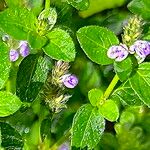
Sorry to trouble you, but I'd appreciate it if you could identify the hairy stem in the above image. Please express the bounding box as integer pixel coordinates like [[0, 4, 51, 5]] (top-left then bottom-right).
[[45, 0, 50, 10], [103, 74, 119, 100]]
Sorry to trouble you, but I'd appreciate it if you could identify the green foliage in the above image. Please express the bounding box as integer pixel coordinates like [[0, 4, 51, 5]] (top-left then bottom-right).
[[0, 7, 37, 40], [0, 0, 150, 149], [0, 122, 24, 149], [114, 57, 133, 81], [43, 28, 75, 62], [16, 54, 49, 102], [128, 0, 150, 20], [71, 104, 105, 149], [67, 0, 89, 10], [112, 62, 150, 106], [98, 99, 119, 122], [88, 88, 103, 106], [77, 26, 119, 65], [0, 42, 10, 89], [0, 91, 22, 117]]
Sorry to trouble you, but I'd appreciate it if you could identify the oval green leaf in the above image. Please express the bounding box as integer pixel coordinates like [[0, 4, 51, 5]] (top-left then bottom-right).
[[71, 104, 105, 149], [77, 26, 119, 65], [112, 62, 150, 107], [43, 28, 76, 62], [0, 7, 37, 40], [0, 91, 22, 117], [99, 99, 119, 122], [88, 88, 103, 106]]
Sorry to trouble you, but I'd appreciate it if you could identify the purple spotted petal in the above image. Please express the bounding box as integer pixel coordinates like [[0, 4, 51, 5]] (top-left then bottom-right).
[[9, 49, 19, 62], [115, 49, 128, 62], [107, 46, 119, 59], [62, 74, 78, 88], [107, 44, 129, 62], [132, 40, 150, 57], [19, 41, 30, 57]]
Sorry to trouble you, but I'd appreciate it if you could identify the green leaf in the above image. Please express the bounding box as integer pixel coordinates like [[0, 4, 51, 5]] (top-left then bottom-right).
[[0, 7, 37, 40], [27, 32, 48, 49], [77, 26, 119, 65], [114, 57, 133, 82], [67, 0, 89, 10], [43, 28, 76, 62], [88, 88, 103, 106], [112, 62, 150, 107], [0, 91, 22, 117], [32, 56, 51, 83], [71, 104, 105, 149], [128, 0, 150, 20], [0, 42, 11, 89], [0, 122, 23, 149], [16, 54, 48, 102], [98, 100, 119, 122]]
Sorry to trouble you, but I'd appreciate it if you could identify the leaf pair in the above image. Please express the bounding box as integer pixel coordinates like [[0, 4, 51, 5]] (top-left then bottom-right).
[[88, 88, 119, 122], [71, 88, 119, 149]]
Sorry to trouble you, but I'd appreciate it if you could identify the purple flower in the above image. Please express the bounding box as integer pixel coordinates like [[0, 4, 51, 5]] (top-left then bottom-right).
[[62, 74, 78, 88], [9, 49, 19, 62], [129, 40, 150, 63], [58, 142, 70, 150], [130, 40, 150, 56], [107, 44, 129, 62], [19, 41, 29, 57]]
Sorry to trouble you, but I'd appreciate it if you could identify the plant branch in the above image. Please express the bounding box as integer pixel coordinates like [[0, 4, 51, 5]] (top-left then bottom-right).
[[103, 74, 119, 100], [45, 0, 50, 10]]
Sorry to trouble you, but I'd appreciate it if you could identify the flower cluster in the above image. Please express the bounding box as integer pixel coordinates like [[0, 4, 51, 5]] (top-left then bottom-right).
[[2, 35, 30, 62], [41, 61, 78, 113], [9, 41, 30, 62], [107, 40, 150, 63]]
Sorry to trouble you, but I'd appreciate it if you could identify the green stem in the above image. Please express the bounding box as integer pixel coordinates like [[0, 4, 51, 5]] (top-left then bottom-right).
[[50, 129, 71, 150], [45, 0, 50, 10], [103, 74, 119, 100]]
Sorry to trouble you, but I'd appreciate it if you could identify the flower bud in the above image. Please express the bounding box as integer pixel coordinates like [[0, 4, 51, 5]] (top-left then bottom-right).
[[19, 41, 29, 57], [62, 74, 78, 88], [107, 44, 129, 62], [9, 49, 19, 62], [2, 34, 9, 42]]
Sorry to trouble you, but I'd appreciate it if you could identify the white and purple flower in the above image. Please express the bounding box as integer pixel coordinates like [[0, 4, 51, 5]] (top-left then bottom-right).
[[107, 44, 129, 62], [129, 40, 150, 63], [61, 74, 78, 88], [9, 49, 19, 62], [19, 41, 30, 57]]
